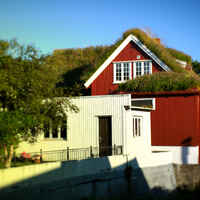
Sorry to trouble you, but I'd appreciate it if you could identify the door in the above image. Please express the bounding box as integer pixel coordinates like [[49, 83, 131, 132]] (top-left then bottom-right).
[[99, 116, 112, 157]]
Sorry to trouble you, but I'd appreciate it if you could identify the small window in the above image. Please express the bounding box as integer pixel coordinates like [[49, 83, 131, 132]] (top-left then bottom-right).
[[133, 116, 142, 137], [131, 98, 155, 110], [136, 55, 141, 59]]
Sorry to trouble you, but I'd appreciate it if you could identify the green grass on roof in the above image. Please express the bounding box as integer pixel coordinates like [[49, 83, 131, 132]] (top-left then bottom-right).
[[51, 28, 192, 80], [122, 29, 191, 73], [118, 72, 200, 93]]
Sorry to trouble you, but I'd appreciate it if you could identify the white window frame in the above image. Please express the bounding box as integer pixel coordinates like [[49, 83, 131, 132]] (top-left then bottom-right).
[[131, 98, 156, 110], [133, 116, 143, 137], [113, 62, 132, 83], [133, 60, 152, 78]]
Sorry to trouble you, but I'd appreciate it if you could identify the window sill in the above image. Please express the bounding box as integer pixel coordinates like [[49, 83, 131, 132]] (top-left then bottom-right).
[[113, 81, 128, 84]]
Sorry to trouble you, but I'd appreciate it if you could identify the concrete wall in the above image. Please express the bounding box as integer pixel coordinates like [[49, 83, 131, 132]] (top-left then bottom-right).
[[151, 146, 199, 164], [0, 154, 173, 192]]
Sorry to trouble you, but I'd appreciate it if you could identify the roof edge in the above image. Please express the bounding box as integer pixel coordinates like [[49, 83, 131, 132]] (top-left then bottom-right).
[[116, 88, 200, 97]]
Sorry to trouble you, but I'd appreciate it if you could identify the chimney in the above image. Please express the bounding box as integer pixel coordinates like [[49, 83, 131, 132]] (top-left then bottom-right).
[[155, 38, 161, 44]]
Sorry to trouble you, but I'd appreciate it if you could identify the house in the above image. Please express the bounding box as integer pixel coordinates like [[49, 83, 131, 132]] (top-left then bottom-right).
[[17, 94, 152, 155], [16, 94, 172, 167], [84, 34, 199, 164]]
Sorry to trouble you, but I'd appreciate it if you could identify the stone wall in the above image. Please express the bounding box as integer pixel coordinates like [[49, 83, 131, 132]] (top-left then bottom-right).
[[174, 164, 200, 189]]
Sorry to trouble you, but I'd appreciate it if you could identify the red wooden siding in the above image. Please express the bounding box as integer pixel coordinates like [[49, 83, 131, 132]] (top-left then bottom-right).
[[151, 95, 199, 146], [91, 41, 162, 95]]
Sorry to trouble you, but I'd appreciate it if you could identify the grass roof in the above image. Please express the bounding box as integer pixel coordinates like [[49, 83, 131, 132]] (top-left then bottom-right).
[[118, 72, 200, 93]]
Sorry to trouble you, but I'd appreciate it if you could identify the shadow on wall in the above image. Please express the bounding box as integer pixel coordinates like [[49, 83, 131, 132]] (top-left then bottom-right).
[[0, 156, 176, 200], [181, 137, 192, 164]]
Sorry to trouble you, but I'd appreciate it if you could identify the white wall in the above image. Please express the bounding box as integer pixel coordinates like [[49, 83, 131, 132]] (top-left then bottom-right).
[[124, 109, 152, 155], [67, 94, 131, 148], [151, 146, 199, 164]]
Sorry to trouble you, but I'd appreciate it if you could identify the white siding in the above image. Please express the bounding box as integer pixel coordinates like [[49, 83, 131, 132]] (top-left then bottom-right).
[[67, 94, 131, 148]]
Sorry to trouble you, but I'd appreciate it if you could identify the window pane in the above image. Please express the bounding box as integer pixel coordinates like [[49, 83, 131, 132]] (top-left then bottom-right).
[[138, 119, 141, 136], [136, 62, 142, 77], [133, 116, 142, 137], [131, 99, 153, 109], [61, 119, 67, 139], [52, 123, 58, 138], [44, 122, 50, 138], [144, 61, 150, 75]]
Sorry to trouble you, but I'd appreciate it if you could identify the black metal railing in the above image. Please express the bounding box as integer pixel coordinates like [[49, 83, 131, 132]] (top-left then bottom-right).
[[12, 145, 123, 164]]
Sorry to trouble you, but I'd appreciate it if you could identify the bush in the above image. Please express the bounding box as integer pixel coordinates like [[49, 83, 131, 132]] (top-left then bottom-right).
[[118, 72, 200, 92]]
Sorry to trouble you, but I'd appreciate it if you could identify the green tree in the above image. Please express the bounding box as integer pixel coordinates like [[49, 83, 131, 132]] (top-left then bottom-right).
[[192, 60, 200, 74], [0, 39, 78, 168]]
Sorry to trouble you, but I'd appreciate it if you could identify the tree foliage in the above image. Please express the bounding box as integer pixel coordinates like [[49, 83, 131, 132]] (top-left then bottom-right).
[[192, 60, 200, 74], [0, 39, 78, 168]]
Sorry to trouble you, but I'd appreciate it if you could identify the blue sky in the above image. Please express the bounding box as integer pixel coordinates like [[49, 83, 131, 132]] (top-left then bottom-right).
[[1, 0, 199, 61]]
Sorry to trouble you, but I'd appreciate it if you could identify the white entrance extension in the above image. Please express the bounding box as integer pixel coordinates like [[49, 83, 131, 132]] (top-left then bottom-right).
[[17, 94, 172, 167]]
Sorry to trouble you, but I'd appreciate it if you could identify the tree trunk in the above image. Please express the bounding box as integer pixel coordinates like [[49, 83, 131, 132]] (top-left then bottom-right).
[[3, 144, 14, 168]]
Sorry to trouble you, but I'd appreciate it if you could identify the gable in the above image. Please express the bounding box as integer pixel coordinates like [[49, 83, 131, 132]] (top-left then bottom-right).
[[84, 34, 171, 88]]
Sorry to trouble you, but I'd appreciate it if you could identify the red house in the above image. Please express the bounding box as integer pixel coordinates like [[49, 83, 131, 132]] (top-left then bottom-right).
[[84, 34, 200, 164]]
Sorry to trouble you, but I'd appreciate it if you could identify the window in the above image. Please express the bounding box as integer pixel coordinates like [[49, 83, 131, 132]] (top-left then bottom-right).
[[133, 116, 142, 137], [44, 118, 67, 140], [133, 61, 152, 78], [131, 98, 155, 110], [113, 62, 131, 83], [113, 60, 152, 83]]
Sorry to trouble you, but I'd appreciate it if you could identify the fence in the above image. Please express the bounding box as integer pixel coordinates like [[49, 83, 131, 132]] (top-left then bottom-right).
[[12, 145, 123, 163]]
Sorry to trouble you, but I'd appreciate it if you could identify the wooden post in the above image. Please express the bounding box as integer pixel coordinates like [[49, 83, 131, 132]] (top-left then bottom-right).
[[114, 144, 116, 155], [90, 146, 93, 158], [67, 147, 69, 160], [40, 149, 43, 162]]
